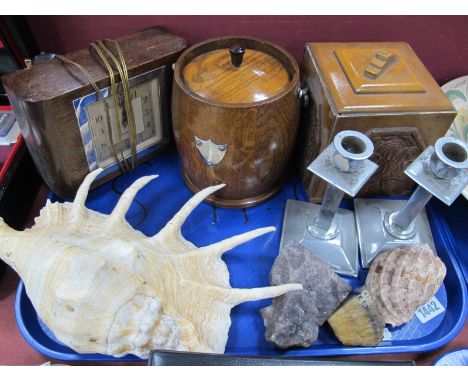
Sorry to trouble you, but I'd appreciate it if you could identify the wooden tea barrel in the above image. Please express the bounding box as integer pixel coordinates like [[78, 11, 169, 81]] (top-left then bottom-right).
[[172, 37, 300, 208]]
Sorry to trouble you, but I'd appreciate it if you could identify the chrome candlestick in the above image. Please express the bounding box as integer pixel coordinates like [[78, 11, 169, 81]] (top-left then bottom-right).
[[355, 136, 468, 267], [280, 131, 378, 277]]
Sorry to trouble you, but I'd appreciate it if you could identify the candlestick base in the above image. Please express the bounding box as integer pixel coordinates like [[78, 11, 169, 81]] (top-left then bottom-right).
[[354, 198, 436, 268], [279, 199, 359, 277]]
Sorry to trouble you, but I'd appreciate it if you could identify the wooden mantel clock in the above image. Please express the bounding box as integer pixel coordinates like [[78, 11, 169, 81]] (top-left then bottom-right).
[[2, 27, 186, 198]]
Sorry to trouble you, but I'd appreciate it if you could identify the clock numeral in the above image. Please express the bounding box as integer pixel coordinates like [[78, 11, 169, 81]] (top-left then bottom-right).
[[95, 115, 103, 123]]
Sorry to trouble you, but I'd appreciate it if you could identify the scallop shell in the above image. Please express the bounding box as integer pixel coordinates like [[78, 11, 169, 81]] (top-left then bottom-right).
[[365, 245, 446, 326], [0, 169, 301, 358], [327, 289, 385, 346]]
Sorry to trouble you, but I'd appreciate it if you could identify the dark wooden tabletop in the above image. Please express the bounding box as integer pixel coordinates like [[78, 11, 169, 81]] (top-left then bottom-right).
[[0, 183, 466, 366]]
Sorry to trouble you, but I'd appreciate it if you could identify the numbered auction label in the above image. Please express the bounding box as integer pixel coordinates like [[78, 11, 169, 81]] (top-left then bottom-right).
[[415, 296, 445, 324]]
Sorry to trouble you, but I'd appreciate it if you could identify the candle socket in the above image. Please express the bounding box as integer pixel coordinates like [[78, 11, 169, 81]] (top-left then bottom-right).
[[355, 136, 468, 267], [280, 131, 378, 277]]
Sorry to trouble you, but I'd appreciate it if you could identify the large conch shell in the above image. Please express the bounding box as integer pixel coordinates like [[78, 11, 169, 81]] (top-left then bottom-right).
[[0, 169, 301, 358]]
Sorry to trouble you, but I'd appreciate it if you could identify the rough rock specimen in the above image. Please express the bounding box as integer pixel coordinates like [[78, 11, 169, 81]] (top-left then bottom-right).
[[0, 170, 302, 359], [328, 289, 385, 346], [261, 240, 352, 349], [365, 244, 446, 327]]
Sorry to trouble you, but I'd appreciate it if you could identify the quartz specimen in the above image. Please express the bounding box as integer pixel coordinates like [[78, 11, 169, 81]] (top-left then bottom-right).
[[328, 289, 385, 346], [261, 240, 352, 349], [365, 244, 446, 327]]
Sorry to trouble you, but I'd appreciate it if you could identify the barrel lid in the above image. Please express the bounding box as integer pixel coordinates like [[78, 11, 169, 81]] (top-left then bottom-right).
[[182, 46, 290, 104]]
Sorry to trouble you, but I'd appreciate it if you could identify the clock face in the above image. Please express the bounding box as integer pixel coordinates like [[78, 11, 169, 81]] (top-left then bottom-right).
[[73, 67, 166, 171]]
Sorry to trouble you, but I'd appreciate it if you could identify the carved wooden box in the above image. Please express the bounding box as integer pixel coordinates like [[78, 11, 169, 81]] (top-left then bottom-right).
[[298, 42, 457, 202]]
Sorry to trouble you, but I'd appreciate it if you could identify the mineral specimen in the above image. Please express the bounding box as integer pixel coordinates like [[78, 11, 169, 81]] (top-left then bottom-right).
[[327, 289, 385, 346], [261, 240, 352, 349], [365, 244, 446, 327]]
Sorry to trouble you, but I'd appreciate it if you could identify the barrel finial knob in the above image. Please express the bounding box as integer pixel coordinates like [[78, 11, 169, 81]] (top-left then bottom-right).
[[229, 45, 245, 67]]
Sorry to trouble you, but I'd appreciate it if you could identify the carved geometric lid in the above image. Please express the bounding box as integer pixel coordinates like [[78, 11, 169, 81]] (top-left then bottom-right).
[[308, 42, 456, 114], [335, 47, 425, 94]]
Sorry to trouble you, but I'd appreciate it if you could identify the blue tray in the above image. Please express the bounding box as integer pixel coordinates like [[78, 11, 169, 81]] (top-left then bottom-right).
[[430, 197, 468, 285], [433, 347, 468, 366], [14, 152, 468, 362]]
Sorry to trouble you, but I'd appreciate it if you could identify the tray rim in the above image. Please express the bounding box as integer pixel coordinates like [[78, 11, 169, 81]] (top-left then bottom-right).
[[13, 202, 468, 362], [433, 199, 468, 285], [432, 347, 468, 366]]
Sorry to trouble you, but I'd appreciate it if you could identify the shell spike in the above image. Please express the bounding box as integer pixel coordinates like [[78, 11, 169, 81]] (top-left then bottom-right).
[[224, 284, 303, 306], [198, 227, 276, 257], [109, 175, 158, 222], [72, 168, 103, 220], [0, 216, 15, 235], [151, 184, 225, 241], [0, 217, 23, 274]]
